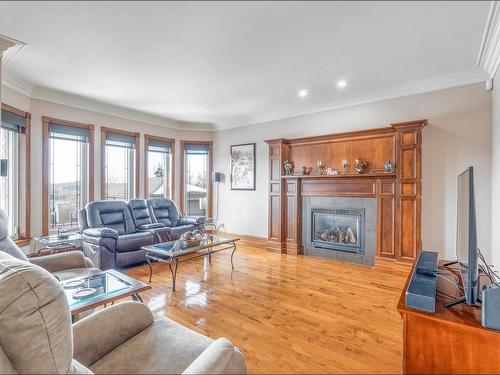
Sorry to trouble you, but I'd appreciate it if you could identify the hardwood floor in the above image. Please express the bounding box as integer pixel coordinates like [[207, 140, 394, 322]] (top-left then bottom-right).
[[123, 237, 411, 374]]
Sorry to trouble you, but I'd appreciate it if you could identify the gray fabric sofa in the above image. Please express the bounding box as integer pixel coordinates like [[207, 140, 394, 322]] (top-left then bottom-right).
[[0, 251, 247, 374], [0, 209, 100, 281], [80, 198, 205, 269]]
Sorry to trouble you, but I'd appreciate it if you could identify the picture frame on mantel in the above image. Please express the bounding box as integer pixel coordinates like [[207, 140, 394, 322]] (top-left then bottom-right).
[[230, 143, 256, 190]]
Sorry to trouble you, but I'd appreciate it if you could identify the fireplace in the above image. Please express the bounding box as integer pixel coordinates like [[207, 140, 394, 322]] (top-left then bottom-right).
[[311, 208, 365, 254]]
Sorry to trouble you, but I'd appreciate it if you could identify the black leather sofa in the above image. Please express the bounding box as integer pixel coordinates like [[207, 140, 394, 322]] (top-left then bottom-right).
[[80, 198, 205, 269]]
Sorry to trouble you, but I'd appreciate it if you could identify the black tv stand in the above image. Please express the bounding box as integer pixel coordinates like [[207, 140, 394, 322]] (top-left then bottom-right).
[[444, 295, 466, 307], [444, 292, 481, 308], [442, 260, 458, 267]]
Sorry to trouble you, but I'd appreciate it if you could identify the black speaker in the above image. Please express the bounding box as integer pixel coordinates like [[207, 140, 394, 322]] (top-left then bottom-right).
[[0, 159, 7, 177], [212, 172, 221, 182]]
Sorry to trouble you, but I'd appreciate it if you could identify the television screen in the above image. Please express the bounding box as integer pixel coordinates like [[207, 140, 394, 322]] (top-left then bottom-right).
[[456, 167, 479, 305]]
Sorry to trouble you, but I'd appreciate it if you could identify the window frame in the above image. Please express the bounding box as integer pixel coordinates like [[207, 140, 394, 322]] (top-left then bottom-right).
[[1, 103, 31, 244], [180, 140, 213, 217], [42, 116, 95, 236], [100, 127, 140, 200], [144, 134, 175, 200]]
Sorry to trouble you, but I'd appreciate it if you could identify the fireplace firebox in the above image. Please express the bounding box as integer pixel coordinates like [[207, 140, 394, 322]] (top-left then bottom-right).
[[311, 208, 365, 254]]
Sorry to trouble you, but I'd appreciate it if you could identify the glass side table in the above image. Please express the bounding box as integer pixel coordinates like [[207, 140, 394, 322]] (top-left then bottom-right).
[[31, 232, 82, 256], [62, 269, 151, 319]]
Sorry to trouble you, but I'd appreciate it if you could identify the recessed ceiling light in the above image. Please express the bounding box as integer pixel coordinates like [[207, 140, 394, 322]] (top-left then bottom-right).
[[337, 80, 347, 88], [298, 89, 308, 98]]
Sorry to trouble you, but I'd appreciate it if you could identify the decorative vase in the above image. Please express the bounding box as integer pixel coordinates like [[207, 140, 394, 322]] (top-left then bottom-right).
[[384, 160, 396, 173], [354, 158, 368, 174]]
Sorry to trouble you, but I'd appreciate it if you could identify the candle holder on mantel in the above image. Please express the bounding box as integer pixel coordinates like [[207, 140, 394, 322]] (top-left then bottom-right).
[[317, 160, 325, 175], [341, 159, 348, 174]]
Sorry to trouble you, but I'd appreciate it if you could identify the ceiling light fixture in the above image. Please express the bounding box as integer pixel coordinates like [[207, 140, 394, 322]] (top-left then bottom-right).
[[298, 89, 308, 98], [337, 80, 347, 88]]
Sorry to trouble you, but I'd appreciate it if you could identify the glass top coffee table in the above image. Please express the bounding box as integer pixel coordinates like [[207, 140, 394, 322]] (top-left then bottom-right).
[[142, 235, 239, 291], [61, 269, 151, 317], [31, 232, 82, 256]]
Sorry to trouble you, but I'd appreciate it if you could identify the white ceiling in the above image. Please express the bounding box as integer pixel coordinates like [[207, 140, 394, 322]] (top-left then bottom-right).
[[0, 1, 493, 130]]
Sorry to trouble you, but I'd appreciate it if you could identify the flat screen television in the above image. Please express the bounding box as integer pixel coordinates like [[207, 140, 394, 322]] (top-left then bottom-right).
[[455, 166, 480, 306]]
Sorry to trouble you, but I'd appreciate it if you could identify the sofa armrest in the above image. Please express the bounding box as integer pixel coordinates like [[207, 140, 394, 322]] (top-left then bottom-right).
[[84, 257, 96, 268], [30, 251, 89, 273], [73, 301, 154, 367], [178, 216, 206, 226], [182, 338, 247, 374], [83, 227, 118, 239], [137, 223, 165, 231]]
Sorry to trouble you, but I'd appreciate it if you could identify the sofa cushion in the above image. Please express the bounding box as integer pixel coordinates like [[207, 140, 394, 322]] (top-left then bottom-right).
[[116, 232, 154, 253], [86, 201, 136, 235], [129, 199, 154, 227], [147, 198, 180, 228], [90, 319, 212, 374], [170, 225, 196, 240]]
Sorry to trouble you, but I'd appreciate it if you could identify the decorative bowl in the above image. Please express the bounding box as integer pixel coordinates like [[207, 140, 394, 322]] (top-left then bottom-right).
[[186, 239, 202, 247]]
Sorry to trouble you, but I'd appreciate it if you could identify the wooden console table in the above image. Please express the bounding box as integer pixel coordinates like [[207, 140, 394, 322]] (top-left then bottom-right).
[[397, 261, 500, 374]]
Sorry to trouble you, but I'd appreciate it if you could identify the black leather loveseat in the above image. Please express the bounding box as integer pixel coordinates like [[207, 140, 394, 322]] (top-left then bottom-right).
[[79, 198, 205, 269]]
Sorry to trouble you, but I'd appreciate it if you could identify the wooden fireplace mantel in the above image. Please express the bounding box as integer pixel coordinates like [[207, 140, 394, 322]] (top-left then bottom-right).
[[265, 120, 427, 261]]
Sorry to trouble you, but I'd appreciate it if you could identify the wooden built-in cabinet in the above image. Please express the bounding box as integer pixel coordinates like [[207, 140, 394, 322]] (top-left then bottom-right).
[[265, 120, 427, 261]]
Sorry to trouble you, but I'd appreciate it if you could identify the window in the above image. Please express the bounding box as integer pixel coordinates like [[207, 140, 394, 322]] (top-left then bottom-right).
[[0, 105, 30, 241], [181, 141, 212, 217], [101, 128, 139, 201], [145, 135, 174, 199], [43, 117, 94, 235]]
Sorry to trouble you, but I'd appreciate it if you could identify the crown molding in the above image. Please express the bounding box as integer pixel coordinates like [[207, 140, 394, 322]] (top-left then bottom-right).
[[213, 67, 489, 130], [2, 66, 489, 132], [477, 1, 500, 77], [0, 34, 17, 53], [2, 72, 214, 132], [2, 71, 35, 97]]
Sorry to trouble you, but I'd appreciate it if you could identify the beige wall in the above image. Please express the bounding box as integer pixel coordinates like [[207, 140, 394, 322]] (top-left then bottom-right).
[[213, 83, 492, 261], [2, 82, 494, 263], [1, 85, 212, 237]]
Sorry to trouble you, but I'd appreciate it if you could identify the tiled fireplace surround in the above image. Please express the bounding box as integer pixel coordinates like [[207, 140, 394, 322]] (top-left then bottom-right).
[[302, 196, 377, 266]]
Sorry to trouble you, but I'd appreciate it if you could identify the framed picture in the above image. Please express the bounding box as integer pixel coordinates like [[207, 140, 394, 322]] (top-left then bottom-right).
[[230, 143, 256, 190]]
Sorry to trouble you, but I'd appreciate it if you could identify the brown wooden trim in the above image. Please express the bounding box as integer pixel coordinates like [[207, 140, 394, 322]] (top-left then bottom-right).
[[41, 116, 95, 130], [179, 140, 213, 217], [42, 117, 95, 235], [100, 126, 139, 137], [266, 120, 426, 261], [1, 103, 31, 240], [144, 134, 176, 199], [390, 119, 428, 129], [266, 126, 397, 147], [1, 103, 28, 117], [14, 238, 31, 247], [217, 231, 267, 243], [100, 127, 140, 199]]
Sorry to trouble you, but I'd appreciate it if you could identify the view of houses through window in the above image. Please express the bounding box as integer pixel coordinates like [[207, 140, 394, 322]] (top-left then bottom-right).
[[147, 138, 172, 198], [104, 131, 137, 201], [48, 124, 90, 233], [184, 143, 210, 216]]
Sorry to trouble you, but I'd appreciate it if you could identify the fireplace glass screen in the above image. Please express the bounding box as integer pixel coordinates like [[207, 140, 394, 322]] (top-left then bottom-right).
[[311, 208, 365, 254]]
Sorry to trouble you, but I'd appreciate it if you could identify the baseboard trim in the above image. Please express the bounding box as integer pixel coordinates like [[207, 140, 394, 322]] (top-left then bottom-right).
[[217, 231, 267, 243]]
